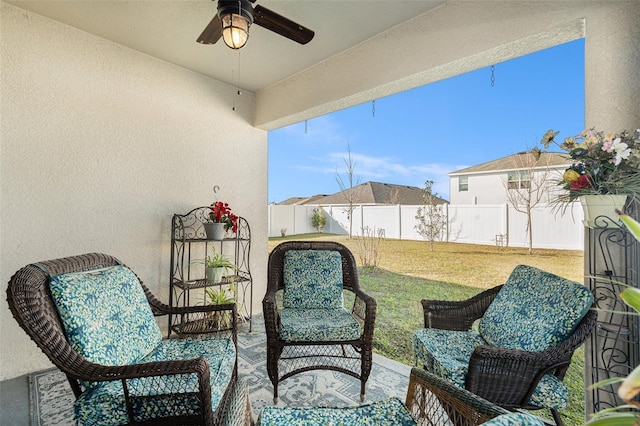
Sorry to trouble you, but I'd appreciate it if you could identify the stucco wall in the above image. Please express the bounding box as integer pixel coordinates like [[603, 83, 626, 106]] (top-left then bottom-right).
[[0, 3, 268, 380]]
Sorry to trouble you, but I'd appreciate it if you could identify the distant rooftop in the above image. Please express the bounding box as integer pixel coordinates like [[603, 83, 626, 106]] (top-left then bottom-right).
[[277, 181, 448, 205], [449, 151, 571, 176]]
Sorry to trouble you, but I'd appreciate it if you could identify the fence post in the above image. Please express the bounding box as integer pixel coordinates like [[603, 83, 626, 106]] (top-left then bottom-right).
[[398, 204, 402, 240], [445, 203, 449, 243], [504, 203, 509, 247]]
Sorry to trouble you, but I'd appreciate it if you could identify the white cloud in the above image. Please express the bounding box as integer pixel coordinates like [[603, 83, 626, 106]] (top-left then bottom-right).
[[277, 115, 355, 147], [294, 150, 469, 200]]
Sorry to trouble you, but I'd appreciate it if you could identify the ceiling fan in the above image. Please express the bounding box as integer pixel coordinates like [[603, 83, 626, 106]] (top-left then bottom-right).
[[197, 0, 314, 49]]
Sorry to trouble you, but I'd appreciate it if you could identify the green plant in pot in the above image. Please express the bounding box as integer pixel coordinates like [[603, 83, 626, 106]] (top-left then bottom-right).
[[204, 285, 236, 330], [195, 247, 236, 283]]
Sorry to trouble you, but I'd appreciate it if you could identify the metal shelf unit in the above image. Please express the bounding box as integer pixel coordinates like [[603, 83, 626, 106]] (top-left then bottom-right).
[[169, 206, 252, 336], [585, 213, 640, 416]]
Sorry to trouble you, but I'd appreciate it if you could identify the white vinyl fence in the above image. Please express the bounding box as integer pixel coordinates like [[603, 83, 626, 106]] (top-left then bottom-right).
[[268, 203, 586, 250]]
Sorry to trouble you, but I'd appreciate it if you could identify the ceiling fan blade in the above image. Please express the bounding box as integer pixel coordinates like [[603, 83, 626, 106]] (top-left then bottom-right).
[[197, 14, 222, 44], [253, 5, 314, 45]]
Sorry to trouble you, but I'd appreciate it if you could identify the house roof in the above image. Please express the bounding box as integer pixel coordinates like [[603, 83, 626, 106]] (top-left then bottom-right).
[[277, 194, 331, 205], [280, 181, 448, 206], [449, 151, 571, 176]]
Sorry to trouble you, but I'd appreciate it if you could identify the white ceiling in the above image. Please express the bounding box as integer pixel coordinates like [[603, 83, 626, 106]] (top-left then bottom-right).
[[7, 0, 444, 93]]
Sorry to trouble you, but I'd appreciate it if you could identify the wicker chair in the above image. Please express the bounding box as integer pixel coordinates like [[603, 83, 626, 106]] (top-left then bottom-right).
[[413, 265, 598, 426], [7, 252, 246, 426], [263, 241, 376, 403]]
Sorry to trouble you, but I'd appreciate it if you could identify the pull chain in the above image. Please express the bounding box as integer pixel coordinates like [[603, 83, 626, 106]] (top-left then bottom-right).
[[305, 120, 308, 134], [232, 50, 241, 111], [372, 100, 376, 118]]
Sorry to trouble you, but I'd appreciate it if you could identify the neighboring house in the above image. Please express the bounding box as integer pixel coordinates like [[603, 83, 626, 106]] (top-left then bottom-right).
[[277, 194, 331, 205], [448, 151, 571, 205], [278, 181, 448, 206]]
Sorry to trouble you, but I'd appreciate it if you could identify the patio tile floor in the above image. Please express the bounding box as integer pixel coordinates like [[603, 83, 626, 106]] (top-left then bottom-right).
[[0, 321, 411, 426]]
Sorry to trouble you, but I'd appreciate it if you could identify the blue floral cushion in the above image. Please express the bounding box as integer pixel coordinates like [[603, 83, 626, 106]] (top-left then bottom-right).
[[50, 266, 162, 374], [478, 265, 593, 352], [481, 412, 545, 425], [279, 308, 361, 342], [283, 250, 344, 309], [74, 336, 237, 425], [258, 397, 416, 425], [412, 328, 568, 410], [412, 329, 486, 385]]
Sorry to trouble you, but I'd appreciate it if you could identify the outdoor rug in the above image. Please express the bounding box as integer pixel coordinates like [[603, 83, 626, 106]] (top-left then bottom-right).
[[29, 317, 410, 425]]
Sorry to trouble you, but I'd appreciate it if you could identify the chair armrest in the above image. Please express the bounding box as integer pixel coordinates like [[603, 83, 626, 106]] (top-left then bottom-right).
[[421, 285, 502, 330], [262, 288, 281, 343], [466, 345, 553, 407], [75, 356, 212, 384], [466, 309, 597, 408], [405, 367, 508, 424], [351, 288, 377, 341], [71, 357, 217, 424]]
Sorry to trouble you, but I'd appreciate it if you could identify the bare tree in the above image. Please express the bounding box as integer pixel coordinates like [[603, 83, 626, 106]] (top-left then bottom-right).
[[336, 144, 361, 238], [502, 148, 556, 254], [415, 180, 447, 251], [355, 226, 385, 269]]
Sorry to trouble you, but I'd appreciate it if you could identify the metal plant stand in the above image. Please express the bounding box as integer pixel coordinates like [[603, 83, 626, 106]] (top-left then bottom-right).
[[169, 207, 253, 336], [585, 211, 640, 416]]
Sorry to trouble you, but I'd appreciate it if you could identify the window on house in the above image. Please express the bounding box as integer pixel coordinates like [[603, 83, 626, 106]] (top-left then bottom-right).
[[458, 176, 469, 192], [507, 171, 531, 189]]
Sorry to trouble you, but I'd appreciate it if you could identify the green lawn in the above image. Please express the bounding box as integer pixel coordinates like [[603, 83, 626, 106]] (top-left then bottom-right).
[[268, 234, 586, 425]]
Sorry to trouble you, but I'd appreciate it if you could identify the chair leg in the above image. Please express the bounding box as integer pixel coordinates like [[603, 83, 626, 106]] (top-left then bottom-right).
[[360, 380, 365, 402], [551, 408, 564, 426]]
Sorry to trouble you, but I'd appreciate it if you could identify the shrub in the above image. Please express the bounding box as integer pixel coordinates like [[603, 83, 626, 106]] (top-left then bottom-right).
[[311, 207, 327, 232]]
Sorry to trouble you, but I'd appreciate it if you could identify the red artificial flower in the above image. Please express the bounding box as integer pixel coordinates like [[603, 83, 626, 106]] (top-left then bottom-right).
[[570, 174, 592, 191], [209, 201, 238, 232]]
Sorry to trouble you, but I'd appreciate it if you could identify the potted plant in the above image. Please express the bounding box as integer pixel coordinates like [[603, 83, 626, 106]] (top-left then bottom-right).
[[195, 247, 236, 283], [540, 128, 640, 225], [204, 201, 239, 240], [204, 285, 237, 330]]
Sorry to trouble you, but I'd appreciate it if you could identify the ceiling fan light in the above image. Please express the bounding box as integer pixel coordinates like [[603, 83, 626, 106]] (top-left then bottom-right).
[[222, 13, 250, 49]]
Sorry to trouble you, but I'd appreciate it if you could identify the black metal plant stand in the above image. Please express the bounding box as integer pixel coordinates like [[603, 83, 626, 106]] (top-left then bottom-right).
[[168, 207, 253, 336], [585, 211, 640, 416]]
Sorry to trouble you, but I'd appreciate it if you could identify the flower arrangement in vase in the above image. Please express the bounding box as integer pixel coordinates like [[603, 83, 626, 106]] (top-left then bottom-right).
[[204, 201, 238, 240], [541, 127, 640, 224]]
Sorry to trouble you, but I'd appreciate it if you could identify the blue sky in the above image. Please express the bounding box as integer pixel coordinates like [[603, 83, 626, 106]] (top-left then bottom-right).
[[267, 39, 585, 204]]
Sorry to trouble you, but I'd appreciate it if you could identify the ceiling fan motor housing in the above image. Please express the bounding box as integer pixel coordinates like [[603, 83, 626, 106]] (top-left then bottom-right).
[[218, 0, 254, 24]]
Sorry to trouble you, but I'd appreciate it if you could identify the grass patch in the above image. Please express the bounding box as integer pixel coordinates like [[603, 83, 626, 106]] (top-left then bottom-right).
[[268, 235, 585, 425], [360, 268, 479, 364]]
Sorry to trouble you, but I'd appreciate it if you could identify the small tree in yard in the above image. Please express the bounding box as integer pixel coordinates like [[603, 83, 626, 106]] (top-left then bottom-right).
[[502, 148, 556, 255], [336, 144, 363, 238], [415, 180, 447, 252], [311, 207, 327, 232]]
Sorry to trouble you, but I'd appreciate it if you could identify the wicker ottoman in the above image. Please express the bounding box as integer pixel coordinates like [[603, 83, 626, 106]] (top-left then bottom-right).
[[256, 368, 519, 425], [258, 397, 416, 425]]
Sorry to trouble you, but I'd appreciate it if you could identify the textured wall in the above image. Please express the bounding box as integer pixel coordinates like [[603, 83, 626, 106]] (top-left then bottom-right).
[[584, 3, 640, 130], [1, 3, 268, 380]]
